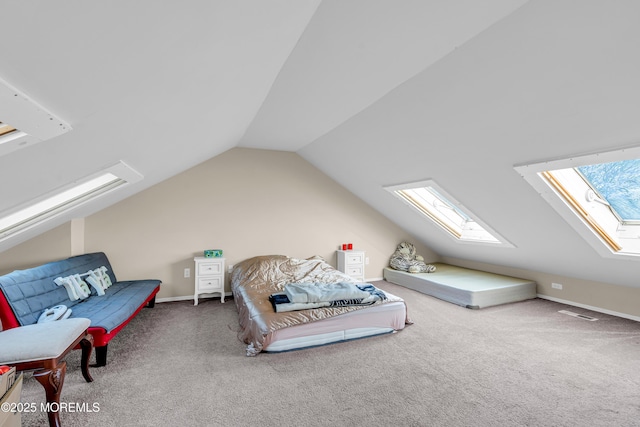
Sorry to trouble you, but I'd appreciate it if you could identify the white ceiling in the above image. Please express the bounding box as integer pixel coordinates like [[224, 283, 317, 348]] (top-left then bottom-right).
[[2, 1, 640, 288], [240, 0, 527, 151]]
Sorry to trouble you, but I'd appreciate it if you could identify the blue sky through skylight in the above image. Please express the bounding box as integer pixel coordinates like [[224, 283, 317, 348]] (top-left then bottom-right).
[[577, 159, 640, 222]]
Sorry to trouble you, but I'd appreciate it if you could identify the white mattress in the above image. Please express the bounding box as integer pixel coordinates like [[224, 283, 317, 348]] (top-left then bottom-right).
[[263, 299, 406, 352], [383, 263, 536, 309]]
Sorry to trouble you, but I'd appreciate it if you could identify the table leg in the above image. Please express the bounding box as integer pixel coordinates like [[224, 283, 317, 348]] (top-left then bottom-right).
[[79, 334, 94, 382], [33, 361, 66, 427]]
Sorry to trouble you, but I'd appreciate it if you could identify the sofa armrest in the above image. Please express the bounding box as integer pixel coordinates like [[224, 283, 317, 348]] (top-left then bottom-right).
[[0, 289, 19, 330]]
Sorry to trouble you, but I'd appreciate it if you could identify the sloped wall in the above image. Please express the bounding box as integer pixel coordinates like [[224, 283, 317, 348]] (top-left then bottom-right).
[[0, 223, 71, 275]]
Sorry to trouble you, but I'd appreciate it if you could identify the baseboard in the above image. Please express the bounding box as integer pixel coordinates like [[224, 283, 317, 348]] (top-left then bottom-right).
[[156, 292, 232, 304], [537, 294, 640, 322]]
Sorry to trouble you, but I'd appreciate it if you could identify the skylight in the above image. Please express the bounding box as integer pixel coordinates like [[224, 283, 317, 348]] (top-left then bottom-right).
[[515, 147, 640, 259], [0, 122, 16, 138], [0, 161, 142, 242], [0, 119, 30, 153], [577, 159, 640, 223], [386, 180, 512, 246], [0, 76, 72, 156]]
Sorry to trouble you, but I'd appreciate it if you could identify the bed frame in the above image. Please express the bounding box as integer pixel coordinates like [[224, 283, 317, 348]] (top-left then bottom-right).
[[263, 300, 406, 352], [383, 263, 536, 309]]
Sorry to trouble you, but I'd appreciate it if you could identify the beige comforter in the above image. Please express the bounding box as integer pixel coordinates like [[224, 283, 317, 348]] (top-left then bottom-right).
[[230, 255, 406, 356]]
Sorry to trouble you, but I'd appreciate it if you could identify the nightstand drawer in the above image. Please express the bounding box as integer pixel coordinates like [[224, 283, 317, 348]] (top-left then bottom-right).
[[198, 261, 223, 276], [198, 276, 223, 291], [346, 266, 364, 277], [346, 253, 364, 264]]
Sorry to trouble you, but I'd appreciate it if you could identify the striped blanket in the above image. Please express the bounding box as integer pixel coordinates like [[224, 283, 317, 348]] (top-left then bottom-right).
[[269, 283, 387, 313]]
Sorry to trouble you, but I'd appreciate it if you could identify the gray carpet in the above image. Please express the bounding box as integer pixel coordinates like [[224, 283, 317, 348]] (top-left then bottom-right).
[[17, 281, 640, 426]]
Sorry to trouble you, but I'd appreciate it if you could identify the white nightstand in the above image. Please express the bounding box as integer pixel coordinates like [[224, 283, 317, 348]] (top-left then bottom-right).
[[194, 257, 225, 305], [336, 250, 365, 281]]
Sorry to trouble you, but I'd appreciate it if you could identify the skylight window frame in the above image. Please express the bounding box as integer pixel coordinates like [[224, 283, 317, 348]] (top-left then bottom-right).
[[0, 161, 142, 243], [515, 146, 640, 259], [385, 179, 514, 247], [0, 76, 72, 157], [0, 122, 17, 137]]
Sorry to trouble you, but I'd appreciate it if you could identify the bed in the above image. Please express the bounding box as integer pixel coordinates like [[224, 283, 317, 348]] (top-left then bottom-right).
[[383, 263, 536, 309], [231, 255, 409, 356]]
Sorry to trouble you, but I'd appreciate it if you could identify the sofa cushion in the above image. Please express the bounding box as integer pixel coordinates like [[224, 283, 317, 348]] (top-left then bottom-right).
[[69, 280, 160, 333], [0, 253, 117, 326]]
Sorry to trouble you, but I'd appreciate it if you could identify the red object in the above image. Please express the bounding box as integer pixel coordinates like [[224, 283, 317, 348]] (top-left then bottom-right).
[[0, 365, 10, 374], [342, 244, 347, 250], [0, 290, 18, 329], [348, 243, 353, 250]]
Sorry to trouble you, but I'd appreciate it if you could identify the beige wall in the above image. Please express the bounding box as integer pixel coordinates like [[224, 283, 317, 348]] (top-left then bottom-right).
[[80, 148, 435, 300]]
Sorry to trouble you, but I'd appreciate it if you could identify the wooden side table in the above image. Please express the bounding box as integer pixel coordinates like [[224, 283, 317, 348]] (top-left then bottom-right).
[[0, 318, 93, 427]]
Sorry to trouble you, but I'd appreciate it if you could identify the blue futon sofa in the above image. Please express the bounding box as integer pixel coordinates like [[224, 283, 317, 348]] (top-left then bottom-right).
[[0, 252, 161, 366]]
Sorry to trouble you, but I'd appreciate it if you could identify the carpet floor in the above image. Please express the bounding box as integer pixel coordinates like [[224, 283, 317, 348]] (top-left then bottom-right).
[[16, 280, 640, 427]]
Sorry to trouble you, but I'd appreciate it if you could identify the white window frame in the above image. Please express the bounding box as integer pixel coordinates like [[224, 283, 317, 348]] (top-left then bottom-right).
[[0, 76, 72, 157], [515, 146, 640, 259], [385, 179, 514, 247], [0, 161, 142, 243]]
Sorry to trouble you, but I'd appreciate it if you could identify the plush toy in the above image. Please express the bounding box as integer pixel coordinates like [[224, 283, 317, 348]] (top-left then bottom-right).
[[389, 242, 436, 273]]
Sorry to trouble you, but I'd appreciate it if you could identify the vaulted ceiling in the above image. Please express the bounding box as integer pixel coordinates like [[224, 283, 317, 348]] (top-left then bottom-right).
[[2, 1, 640, 288]]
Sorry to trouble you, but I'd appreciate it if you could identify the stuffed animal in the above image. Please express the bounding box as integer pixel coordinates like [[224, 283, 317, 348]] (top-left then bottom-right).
[[389, 242, 436, 273]]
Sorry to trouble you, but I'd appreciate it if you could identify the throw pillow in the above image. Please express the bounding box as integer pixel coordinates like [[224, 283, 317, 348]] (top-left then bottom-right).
[[54, 277, 80, 301], [85, 270, 106, 296], [99, 266, 113, 289], [37, 305, 72, 323], [76, 274, 91, 298], [69, 274, 90, 299]]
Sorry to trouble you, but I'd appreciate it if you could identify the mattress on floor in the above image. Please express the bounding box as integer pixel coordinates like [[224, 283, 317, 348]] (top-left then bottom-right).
[[231, 255, 410, 356], [383, 263, 536, 309]]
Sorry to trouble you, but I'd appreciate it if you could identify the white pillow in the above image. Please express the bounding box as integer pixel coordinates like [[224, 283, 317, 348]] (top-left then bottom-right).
[[85, 270, 106, 296], [38, 305, 72, 323], [99, 266, 113, 289], [69, 274, 91, 299], [54, 277, 80, 301]]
